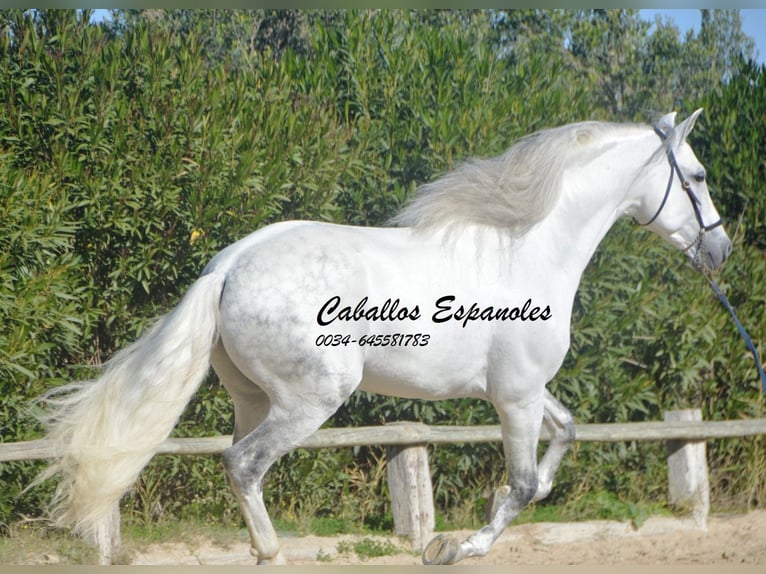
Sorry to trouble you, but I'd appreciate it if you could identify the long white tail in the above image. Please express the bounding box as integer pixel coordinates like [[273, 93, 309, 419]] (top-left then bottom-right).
[[37, 271, 226, 540]]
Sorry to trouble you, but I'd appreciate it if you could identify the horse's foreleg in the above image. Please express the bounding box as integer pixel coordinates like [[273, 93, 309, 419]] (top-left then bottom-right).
[[533, 390, 575, 502], [487, 390, 574, 516], [422, 395, 543, 565]]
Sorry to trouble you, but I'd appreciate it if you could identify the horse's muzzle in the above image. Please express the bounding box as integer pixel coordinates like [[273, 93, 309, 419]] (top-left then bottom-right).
[[694, 228, 732, 271]]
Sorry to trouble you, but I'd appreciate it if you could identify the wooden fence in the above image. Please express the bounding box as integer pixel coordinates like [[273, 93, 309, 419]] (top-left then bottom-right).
[[1, 409, 765, 564]]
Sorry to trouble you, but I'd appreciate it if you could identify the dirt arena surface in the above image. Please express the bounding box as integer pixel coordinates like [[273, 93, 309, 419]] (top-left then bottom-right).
[[127, 510, 766, 566]]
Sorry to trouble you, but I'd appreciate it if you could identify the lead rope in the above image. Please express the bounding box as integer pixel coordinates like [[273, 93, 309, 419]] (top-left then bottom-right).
[[706, 274, 766, 393]]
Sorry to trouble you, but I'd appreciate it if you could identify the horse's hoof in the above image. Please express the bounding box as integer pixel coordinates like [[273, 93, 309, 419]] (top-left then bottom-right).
[[422, 534, 461, 565], [256, 554, 286, 565], [251, 546, 286, 565]]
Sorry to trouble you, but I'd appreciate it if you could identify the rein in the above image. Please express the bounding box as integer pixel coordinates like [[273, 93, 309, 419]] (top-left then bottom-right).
[[639, 125, 765, 393]]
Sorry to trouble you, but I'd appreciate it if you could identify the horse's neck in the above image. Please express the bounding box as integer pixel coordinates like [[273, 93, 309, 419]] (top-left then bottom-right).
[[524, 132, 653, 284]]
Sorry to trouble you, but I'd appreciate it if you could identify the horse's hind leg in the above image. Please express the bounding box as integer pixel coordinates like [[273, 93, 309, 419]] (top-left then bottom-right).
[[211, 342, 270, 444], [221, 415, 284, 565], [423, 393, 544, 565], [220, 371, 359, 565], [211, 343, 276, 562]]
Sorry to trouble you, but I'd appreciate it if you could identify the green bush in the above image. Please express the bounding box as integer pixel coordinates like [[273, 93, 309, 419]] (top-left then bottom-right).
[[694, 57, 766, 249]]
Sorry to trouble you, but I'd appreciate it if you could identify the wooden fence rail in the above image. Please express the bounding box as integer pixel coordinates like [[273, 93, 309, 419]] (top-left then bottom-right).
[[3, 416, 766, 462], [1, 411, 765, 564]]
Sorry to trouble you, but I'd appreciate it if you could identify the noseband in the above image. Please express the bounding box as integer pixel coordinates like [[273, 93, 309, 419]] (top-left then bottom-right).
[[637, 127, 723, 265]]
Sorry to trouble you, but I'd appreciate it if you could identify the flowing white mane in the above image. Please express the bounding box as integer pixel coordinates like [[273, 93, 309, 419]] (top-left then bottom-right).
[[392, 120, 656, 237]]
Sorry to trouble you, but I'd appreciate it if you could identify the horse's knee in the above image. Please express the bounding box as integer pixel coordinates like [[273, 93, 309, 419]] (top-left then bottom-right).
[[489, 472, 537, 521], [515, 474, 538, 507], [501, 471, 537, 513]]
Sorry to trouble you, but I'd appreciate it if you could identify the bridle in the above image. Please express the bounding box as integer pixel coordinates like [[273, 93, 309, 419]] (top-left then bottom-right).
[[637, 126, 766, 392], [637, 127, 723, 268]]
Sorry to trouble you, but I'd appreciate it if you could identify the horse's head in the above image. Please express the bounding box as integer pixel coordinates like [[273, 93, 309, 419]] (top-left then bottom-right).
[[631, 109, 732, 271]]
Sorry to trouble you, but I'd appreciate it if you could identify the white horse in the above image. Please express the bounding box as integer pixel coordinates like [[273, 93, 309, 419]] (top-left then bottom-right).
[[38, 109, 731, 564]]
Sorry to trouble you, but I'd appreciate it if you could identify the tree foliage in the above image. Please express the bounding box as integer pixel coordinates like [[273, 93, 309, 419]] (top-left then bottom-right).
[[1, 9, 763, 532]]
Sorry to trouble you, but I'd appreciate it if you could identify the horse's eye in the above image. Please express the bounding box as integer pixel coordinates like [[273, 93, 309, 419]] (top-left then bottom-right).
[[693, 172, 706, 183]]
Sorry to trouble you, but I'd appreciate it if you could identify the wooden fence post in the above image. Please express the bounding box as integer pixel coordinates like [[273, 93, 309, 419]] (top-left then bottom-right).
[[665, 409, 710, 526], [385, 428, 434, 551]]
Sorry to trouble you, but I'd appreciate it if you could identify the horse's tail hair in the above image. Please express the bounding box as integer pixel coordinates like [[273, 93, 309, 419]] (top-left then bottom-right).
[[35, 271, 226, 542]]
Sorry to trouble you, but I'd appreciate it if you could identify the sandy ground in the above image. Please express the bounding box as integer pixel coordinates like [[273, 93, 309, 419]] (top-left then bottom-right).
[[126, 510, 766, 566]]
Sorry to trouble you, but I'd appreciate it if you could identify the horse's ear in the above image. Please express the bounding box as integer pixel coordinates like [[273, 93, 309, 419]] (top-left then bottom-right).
[[656, 112, 677, 135], [675, 108, 703, 144]]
